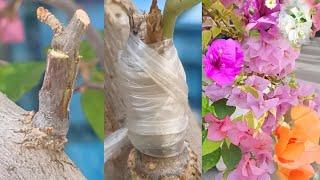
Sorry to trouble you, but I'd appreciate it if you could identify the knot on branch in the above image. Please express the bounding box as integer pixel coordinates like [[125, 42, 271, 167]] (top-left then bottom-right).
[[37, 7, 63, 35]]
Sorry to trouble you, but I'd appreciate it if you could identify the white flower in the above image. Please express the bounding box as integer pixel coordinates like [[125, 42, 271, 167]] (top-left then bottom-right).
[[265, 0, 277, 9], [278, 0, 312, 46]]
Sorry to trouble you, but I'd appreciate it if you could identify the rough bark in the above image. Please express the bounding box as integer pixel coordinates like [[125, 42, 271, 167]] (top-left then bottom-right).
[[0, 92, 85, 179], [32, 7, 90, 138], [127, 143, 200, 179], [104, 0, 135, 133]]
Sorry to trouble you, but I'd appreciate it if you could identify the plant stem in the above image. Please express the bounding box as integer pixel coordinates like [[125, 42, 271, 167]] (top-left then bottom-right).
[[162, 0, 200, 40]]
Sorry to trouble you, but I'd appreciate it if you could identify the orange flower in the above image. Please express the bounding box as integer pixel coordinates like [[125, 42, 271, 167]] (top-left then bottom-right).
[[278, 165, 314, 180], [275, 105, 320, 179]]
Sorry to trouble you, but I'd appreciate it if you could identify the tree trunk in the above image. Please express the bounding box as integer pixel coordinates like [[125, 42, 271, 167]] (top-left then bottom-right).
[[0, 93, 85, 179]]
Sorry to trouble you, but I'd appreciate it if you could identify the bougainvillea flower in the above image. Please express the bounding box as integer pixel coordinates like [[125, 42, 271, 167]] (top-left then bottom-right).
[[228, 132, 275, 180], [228, 153, 274, 180], [245, 75, 270, 91], [242, 33, 300, 77], [204, 113, 233, 141], [205, 83, 232, 102], [227, 87, 249, 109], [0, 0, 24, 44], [275, 106, 320, 169], [278, 164, 314, 180], [203, 39, 244, 87], [247, 93, 279, 118], [227, 121, 254, 145]]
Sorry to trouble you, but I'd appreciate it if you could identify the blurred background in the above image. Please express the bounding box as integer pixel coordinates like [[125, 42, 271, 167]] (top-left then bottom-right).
[[0, 0, 201, 179]]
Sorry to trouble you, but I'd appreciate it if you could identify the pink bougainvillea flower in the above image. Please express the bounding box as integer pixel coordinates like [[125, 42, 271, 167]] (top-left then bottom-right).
[[245, 75, 270, 91], [227, 121, 253, 145], [268, 85, 299, 116], [0, 0, 24, 44], [204, 113, 233, 141], [203, 39, 244, 87], [247, 93, 279, 118], [242, 31, 300, 77], [227, 87, 249, 109], [228, 132, 275, 180], [205, 83, 232, 102]]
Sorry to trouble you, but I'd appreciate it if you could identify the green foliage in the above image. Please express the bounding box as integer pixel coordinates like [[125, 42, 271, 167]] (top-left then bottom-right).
[[221, 142, 242, 170], [0, 62, 44, 101], [203, 0, 244, 40], [202, 148, 221, 172], [81, 89, 104, 141], [202, 27, 221, 50], [212, 98, 236, 119], [80, 40, 97, 61], [202, 138, 222, 156]]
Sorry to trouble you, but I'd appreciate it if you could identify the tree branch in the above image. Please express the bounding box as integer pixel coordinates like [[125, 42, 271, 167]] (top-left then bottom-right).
[[162, 0, 200, 39], [32, 7, 90, 140], [35, 0, 104, 67]]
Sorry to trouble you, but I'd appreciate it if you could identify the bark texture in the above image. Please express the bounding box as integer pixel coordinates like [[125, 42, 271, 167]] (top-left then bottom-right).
[[127, 143, 200, 180], [0, 93, 85, 179], [104, 0, 134, 133], [32, 7, 90, 138]]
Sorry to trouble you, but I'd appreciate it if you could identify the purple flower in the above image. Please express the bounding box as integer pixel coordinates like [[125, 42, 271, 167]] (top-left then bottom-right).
[[227, 87, 249, 109], [268, 85, 299, 116], [203, 39, 244, 87], [245, 75, 270, 91], [262, 113, 277, 134], [247, 93, 279, 118], [243, 34, 300, 78], [205, 83, 232, 102], [228, 132, 275, 180]]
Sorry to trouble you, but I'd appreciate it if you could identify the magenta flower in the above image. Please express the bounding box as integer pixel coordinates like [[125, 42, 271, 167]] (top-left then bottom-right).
[[203, 39, 244, 87], [205, 83, 232, 102], [204, 113, 233, 141], [0, 0, 24, 44]]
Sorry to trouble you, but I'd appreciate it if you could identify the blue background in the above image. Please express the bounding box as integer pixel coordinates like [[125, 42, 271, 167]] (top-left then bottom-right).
[[0, 1, 201, 179]]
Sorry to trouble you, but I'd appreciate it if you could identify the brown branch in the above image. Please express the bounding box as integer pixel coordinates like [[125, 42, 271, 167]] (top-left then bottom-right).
[[34, 0, 104, 67], [32, 7, 90, 139]]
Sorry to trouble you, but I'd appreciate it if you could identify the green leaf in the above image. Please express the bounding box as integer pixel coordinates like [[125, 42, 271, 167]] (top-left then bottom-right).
[[202, 148, 221, 172], [202, 138, 223, 156], [202, 0, 212, 8], [241, 85, 259, 99], [0, 62, 44, 101], [202, 30, 212, 50], [212, 98, 236, 119], [202, 129, 208, 143], [221, 142, 242, 170], [210, 26, 221, 39], [80, 40, 96, 61], [202, 95, 214, 116], [81, 89, 104, 140]]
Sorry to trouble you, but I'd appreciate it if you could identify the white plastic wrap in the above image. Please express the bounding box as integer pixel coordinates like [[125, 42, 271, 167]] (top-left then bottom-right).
[[115, 34, 192, 157]]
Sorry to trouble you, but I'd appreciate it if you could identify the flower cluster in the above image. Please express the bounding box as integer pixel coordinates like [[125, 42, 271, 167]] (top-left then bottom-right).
[[205, 114, 275, 179], [202, 0, 320, 179]]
